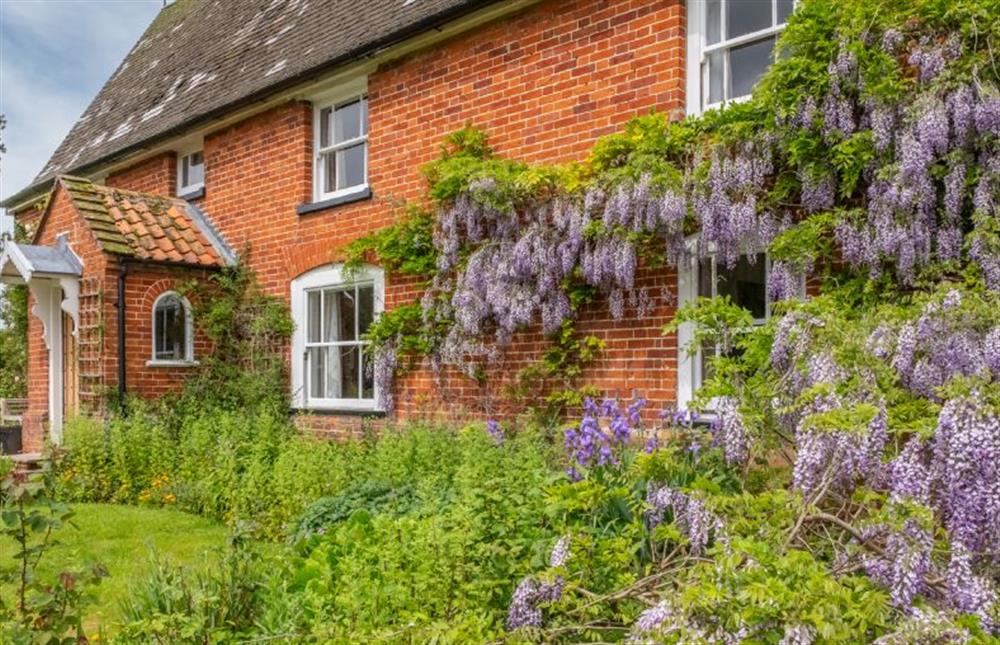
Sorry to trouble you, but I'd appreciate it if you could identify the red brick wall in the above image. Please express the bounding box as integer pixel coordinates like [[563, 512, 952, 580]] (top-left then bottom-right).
[[121, 267, 217, 398], [17, 0, 689, 439], [106, 152, 177, 197]]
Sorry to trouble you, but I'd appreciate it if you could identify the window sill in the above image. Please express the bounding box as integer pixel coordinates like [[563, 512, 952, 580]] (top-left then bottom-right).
[[146, 359, 200, 368], [294, 406, 386, 418], [177, 186, 205, 201], [297, 186, 372, 215]]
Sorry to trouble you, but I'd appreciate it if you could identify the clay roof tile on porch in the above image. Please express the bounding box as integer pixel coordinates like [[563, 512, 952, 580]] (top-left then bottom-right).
[[50, 176, 236, 269]]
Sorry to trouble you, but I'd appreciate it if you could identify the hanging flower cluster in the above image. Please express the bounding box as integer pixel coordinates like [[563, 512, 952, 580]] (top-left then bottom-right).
[[505, 576, 564, 631], [627, 600, 750, 645], [767, 311, 889, 497], [645, 483, 726, 556], [710, 397, 750, 465], [881, 290, 999, 400], [828, 57, 1000, 285], [506, 536, 571, 631]]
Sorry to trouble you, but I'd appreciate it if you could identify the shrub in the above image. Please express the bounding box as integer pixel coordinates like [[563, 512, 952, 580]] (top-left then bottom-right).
[[290, 480, 416, 544]]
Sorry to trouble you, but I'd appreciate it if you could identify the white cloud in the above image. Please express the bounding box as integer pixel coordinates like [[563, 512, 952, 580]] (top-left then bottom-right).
[[0, 0, 162, 233]]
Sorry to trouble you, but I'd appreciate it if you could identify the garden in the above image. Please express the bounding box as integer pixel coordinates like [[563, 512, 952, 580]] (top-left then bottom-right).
[[2, 0, 1000, 641]]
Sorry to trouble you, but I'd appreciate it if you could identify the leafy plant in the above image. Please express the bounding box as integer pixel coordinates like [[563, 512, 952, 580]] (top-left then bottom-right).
[[1, 465, 106, 644]]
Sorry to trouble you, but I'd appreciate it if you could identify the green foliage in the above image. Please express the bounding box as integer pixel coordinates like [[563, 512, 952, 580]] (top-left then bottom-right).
[[181, 258, 293, 411], [668, 539, 890, 642], [1, 466, 107, 644], [289, 480, 416, 544], [102, 424, 560, 642], [343, 205, 437, 278], [0, 225, 28, 399], [116, 531, 266, 644]]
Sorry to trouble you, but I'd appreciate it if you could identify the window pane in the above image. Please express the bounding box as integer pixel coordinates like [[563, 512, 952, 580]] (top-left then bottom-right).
[[716, 253, 767, 319], [308, 347, 326, 398], [322, 289, 339, 342], [340, 346, 360, 399], [707, 51, 725, 104], [334, 99, 362, 143], [777, 0, 794, 23], [698, 257, 714, 298], [337, 143, 366, 190], [307, 291, 322, 343], [361, 96, 369, 135], [181, 157, 190, 187], [358, 286, 374, 336], [726, 0, 771, 38], [321, 151, 337, 194], [155, 296, 185, 360], [706, 0, 721, 45], [362, 350, 374, 399], [729, 36, 775, 99], [325, 345, 341, 398], [337, 289, 356, 342], [699, 341, 715, 385], [319, 107, 332, 148], [186, 153, 204, 187]]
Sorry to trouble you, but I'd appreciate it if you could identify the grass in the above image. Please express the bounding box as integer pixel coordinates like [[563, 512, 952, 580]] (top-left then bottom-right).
[[0, 503, 226, 632]]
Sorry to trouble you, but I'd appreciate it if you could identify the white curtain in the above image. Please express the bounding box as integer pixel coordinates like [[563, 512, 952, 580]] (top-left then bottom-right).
[[323, 290, 342, 398]]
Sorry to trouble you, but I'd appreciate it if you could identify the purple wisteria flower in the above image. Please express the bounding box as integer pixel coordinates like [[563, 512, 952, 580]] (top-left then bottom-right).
[[712, 397, 750, 464], [646, 483, 726, 555], [549, 535, 571, 568], [506, 576, 564, 630], [485, 419, 504, 445]]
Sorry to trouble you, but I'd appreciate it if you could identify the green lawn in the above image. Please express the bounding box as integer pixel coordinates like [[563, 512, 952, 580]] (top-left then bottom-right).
[[0, 503, 226, 631]]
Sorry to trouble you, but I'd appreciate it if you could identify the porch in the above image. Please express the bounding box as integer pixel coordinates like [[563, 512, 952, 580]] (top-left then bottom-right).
[[0, 235, 83, 450]]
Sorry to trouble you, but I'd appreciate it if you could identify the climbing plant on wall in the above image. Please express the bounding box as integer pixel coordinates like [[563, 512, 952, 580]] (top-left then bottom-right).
[[344, 0, 1000, 636]]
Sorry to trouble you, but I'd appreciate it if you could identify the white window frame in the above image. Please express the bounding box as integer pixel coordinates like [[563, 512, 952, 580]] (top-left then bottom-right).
[[290, 263, 385, 411], [311, 77, 369, 203], [675, 237, 804, 410], [176, 146, 205, 196], [686, 0, 793, 115], [147, 291, 196, 366]]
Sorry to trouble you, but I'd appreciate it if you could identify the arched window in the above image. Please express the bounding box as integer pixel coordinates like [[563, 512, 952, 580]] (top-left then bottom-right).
[[150, 291, 193, 364], [290, 264, 384, 410]]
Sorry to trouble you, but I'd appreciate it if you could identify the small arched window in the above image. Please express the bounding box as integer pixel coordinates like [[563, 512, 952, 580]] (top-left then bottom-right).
[[151, 292, 193, 364]]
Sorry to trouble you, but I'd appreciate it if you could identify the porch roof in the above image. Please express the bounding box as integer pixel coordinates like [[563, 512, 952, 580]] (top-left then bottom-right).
[[43, 176, 236, 268], [0, 237, 83, 284]]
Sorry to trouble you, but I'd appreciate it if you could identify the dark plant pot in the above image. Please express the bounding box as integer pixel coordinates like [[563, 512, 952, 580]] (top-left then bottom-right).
[[0, 426, 22, 455]]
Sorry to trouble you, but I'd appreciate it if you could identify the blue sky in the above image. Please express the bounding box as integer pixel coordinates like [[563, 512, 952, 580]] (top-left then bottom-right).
[[0, 0, 162, 232]]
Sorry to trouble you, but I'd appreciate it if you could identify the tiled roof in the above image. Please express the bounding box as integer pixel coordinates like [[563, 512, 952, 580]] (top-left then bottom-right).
[[56, 176, 234, 268], [5, 0, 496, 206]]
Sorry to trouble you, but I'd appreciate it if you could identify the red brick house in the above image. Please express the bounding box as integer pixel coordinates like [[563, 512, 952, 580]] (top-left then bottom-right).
[[1, 0, 795, 451]]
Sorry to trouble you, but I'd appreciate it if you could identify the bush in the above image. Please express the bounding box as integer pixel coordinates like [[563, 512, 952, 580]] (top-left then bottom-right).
[[290, 480, 416, 544], [109, 423, 560, 642]]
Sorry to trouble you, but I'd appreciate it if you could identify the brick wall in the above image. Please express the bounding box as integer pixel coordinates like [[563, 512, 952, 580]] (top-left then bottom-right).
[[106, 152, 177, 197], [16, 0, 689, 440], [121, 266, 217, 398]]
